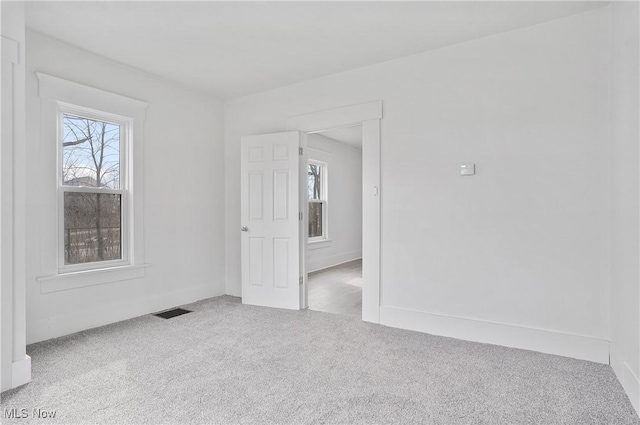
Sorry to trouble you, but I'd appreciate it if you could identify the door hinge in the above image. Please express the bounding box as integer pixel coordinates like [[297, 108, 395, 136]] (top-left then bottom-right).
[[299, 211, 303, 221], [299, 147, 303, 156], [299, 276, 303, 285]]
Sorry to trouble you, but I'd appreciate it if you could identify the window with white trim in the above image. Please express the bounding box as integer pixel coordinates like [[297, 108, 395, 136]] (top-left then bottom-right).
[[35, 73, 147, 290], [308, 160, 327, 241], [58, 105, 130, 271]]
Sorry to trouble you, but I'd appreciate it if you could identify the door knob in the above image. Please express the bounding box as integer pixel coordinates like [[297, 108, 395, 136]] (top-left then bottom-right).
[[241, 226, 249, 232]]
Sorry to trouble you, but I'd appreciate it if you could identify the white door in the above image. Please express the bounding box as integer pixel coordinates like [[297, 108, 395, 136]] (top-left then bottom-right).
[[241, 131, 303, 309]]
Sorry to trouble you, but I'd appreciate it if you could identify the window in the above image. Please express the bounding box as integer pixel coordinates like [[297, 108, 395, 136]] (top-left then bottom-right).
[[59, 107, 130, 270], [308, 161, 327, 241], [36, 72, 147, 291]]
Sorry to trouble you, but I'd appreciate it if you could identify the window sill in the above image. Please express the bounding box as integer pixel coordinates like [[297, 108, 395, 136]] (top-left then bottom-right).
[[308, 239, 332, 250], [37, 264, 149, 294]]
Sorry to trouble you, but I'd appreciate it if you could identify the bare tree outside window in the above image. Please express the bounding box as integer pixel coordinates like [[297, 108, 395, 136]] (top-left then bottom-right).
[[308, 164, 321, 200], [308, 163, 325, 239], [63, 115, 120, 188], [62, 114, 123, 265]]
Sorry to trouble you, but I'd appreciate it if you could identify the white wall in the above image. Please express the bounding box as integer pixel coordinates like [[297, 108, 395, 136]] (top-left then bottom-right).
[[306, 133, 362, 272], [609, 1, 640, 414], [225, 8, 611, 363], [1, 1, 30, 391], [24, 32, 226, 343]]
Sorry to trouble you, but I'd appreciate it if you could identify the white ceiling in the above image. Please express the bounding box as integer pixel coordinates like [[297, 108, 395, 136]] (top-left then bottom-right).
[[316, 126, 363, 149], [25, 1, 608, 99]]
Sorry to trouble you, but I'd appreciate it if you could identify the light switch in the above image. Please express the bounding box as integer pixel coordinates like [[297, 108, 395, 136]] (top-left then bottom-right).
[[460, 163, 475, 176]]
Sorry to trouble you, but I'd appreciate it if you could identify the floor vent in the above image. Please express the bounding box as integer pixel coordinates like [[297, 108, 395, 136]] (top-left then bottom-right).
[[153, 308, 192, 319]]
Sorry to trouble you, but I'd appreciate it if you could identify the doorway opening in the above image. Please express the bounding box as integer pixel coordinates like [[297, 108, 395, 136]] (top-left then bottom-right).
[[305, 125, 363, 317]]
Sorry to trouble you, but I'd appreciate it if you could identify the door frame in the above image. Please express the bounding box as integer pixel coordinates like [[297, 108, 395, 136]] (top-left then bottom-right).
[[286, 100, 382, 323]]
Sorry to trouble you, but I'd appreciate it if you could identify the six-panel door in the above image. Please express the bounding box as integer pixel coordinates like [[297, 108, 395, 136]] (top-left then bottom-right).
[[241, 131, 301, 309]]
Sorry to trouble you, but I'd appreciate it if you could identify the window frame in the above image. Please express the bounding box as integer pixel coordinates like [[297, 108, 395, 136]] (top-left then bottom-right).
[[56, 103, 133, 273], [56, 102, 133, 274], [308, 159, 328, 243]]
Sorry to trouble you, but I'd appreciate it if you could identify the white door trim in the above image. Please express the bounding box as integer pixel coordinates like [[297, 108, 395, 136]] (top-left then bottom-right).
[[286, 100, 382, 132], [298, 134, 309, 310], [2, 34, 31, 391], [286, 100, 382, 323], [1, 36, 19, 64]]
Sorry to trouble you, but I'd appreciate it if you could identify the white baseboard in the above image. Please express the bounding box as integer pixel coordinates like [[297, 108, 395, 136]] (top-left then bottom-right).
[[379, 305, 610, 364], [611, 343, 640, 415], [11, 355, 31, 388], [307, 251, 362, 273], [28, 283, 223, 344]]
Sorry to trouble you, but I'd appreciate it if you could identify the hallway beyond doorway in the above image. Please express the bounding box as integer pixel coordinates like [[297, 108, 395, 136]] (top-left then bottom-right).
[[308, 259, 362, 317]]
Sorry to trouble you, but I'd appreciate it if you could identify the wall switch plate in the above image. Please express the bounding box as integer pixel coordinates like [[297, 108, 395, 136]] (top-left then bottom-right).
[[460, 163, 475, 176]]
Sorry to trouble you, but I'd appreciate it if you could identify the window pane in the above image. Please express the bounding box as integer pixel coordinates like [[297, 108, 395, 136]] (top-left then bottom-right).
[[64, 193, 122, 265], [309, 202, 323, 238], [308, 164, 322, 200], [62, 114, 121, 189]]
